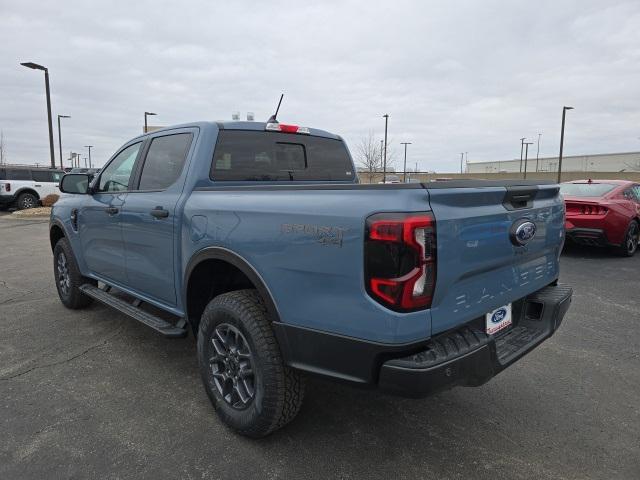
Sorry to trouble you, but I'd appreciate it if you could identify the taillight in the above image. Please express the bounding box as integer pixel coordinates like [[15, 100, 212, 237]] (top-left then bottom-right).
[[581, 205, 607, 215], [4, 182, 10, 192], [265, 122, 310, 134], [365, 212, 436, 311]]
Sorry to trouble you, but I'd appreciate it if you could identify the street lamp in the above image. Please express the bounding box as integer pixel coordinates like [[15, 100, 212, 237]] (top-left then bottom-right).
[[535, 133, 542, 172], [460, 152, 464, 174], [400, 142, 411, 182], [519, 137, 526, 173], [21, 62, 55, 168], [144, 111, 157, 133], [382, 114, 389, 183], [57, 115, 70, 170], [84, 145, 93, 168], [557, 106, 574, 183], [523, 142, 533, 179]]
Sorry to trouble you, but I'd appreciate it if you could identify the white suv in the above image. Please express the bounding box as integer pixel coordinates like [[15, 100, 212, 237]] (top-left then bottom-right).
[[0, 166, 64, 209]]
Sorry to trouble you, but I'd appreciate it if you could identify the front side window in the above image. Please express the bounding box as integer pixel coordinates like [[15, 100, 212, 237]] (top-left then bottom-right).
[[138, 133, 192, 190], [98, 142, 141, 192], [32, 170, 54, 182], [622, 188, 638, 202]]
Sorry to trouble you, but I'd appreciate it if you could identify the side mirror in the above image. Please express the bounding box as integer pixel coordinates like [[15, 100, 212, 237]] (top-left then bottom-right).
[[59, 173, 91, 194]]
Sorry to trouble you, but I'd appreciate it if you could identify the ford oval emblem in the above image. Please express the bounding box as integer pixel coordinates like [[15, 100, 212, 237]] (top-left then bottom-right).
[[491, 308, 507, 323], [510, 219, 537, 246]]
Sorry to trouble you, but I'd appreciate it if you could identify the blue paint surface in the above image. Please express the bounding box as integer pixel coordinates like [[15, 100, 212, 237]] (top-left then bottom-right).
[[52, 121, 563, 344]]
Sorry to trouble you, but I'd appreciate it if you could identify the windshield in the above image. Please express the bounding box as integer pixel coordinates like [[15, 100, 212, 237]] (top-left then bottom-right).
[[211, 131, 354, 181], [560, 182, 617, 197]]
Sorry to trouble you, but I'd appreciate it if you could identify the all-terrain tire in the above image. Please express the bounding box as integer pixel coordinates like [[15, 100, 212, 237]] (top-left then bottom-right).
[[17, 192, 38, 210], [197, 289, 305, 438], [614, 220, 639, 257], [53, 237, 97, 309]]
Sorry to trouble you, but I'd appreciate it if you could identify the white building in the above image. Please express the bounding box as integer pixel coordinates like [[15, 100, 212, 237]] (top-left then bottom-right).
[[467, 151, 640, 174]]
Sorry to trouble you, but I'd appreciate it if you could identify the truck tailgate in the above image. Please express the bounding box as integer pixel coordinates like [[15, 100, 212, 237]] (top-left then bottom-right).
[[426, 183, 564, 335]]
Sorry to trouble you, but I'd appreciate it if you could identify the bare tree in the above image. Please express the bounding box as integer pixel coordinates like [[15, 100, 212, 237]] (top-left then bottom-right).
[[355, 131, 382, 182], [0, 130, 5, 165]]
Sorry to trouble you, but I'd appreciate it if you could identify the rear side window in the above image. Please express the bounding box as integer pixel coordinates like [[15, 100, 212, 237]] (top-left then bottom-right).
[[138, 133, 192, 190], [211, 131, 354, 181], [31, 170, 59, 182], [559, 183, 617, 197], [6, 169, 32, 180]]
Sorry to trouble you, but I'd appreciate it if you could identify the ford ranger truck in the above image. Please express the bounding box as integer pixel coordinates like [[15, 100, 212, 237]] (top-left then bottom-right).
[[50, 120, 572, 437]]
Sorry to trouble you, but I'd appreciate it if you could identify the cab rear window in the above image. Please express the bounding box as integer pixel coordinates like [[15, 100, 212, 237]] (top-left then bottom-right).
[[211, 130, 354, 181], [560, 183, 617, 197]]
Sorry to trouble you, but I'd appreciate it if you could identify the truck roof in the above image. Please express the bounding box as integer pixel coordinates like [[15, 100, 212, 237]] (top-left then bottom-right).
[[134, 121, 342, 142]]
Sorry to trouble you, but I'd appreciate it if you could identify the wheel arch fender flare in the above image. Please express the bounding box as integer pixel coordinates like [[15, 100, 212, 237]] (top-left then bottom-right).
[[15, 188, 40, 200], [183, 246, 282, 324], [49, 218, 69, 251]]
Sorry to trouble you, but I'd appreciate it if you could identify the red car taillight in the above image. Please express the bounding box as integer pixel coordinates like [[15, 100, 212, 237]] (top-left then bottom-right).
[[365, 212, 436, 311], [566, 202, 608, 215], [581, 205, 607, 215]]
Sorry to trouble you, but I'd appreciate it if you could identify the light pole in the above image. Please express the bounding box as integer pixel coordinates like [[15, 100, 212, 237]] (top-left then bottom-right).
[[21, 62, 55, 168], [144, 111, 157, 133], [523, 142, 533, 179], [557, 106, 573, 183], [535, 133, 542, 172], [382, 114, 389, 183], [84, 145, 93, 168], [460, 152, 464, 174], [519, 137, 526, 173], [400, 142, 411, 182], [465, 152, 468, 174], [57, 115, 70, 170]]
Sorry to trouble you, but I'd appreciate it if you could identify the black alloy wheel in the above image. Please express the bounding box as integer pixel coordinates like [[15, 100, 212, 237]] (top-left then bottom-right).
[[208, 323, 256, 409]]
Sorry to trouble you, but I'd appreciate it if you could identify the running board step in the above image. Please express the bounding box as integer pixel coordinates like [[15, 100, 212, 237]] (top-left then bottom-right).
[[79, 284, 187, 338]]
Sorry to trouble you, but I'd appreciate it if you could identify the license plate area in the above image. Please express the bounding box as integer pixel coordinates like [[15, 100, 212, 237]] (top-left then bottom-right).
[[485, 304, 512, 335]]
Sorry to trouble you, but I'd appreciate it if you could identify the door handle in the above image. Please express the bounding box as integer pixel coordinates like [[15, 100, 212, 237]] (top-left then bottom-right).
[[105, 207, 119, 215], [150, 206, 169, 219]]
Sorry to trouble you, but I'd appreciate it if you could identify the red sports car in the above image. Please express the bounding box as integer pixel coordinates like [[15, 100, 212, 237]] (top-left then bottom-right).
[[561, 179, 640, 256]]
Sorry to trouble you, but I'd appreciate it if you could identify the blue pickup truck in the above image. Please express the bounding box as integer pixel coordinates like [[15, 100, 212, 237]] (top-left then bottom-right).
[[51, 120, 572, 437]]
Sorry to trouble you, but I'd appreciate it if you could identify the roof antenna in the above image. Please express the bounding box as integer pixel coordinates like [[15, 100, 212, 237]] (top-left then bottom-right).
[[267, 93, 284, 123]]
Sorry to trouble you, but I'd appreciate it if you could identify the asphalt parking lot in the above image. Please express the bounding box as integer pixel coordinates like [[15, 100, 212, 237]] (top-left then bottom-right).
[[1, 214, 639, 480]]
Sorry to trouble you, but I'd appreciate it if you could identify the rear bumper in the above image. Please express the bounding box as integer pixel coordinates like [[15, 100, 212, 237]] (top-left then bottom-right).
[[565, 227, 609, 246], [378, 284, 572, 397], [274, 283, 572, 397]]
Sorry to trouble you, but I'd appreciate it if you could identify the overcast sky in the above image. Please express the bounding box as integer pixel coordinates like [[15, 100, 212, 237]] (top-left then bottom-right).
[[2, 0, 640, 172]]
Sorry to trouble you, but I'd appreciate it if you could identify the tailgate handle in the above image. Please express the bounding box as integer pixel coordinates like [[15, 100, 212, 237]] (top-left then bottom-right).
[[503, 186, 538, 210]]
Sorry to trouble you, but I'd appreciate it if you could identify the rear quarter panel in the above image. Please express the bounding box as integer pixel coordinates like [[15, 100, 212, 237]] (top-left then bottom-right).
[[182, 187, 432, 344]]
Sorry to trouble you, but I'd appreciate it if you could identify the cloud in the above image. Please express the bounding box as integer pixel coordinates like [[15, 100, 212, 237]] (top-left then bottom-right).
[[1, 0, 639, 171]]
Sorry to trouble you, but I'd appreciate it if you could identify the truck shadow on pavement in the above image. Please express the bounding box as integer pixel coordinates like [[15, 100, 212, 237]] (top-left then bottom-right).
[[562, 242, 627, 259]]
